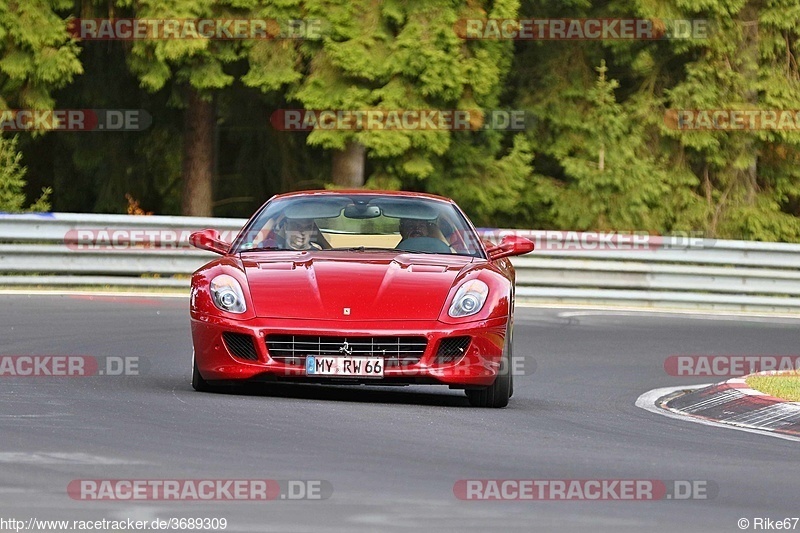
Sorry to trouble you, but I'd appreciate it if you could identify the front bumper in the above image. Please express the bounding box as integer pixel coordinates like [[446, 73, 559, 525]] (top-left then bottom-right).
[[191, 313, 507, 387]]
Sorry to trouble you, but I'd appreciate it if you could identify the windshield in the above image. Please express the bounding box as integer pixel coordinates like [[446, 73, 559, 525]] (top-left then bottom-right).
[[231, 194, 485, 258]]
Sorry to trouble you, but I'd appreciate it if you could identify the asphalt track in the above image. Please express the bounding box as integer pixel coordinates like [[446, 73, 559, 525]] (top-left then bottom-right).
[[1, 293, 799, 533]]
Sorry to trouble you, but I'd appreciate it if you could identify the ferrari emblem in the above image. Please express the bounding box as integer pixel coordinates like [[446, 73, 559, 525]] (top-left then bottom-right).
[[343, 307, 351, 315], [339, 340, 353, 356]]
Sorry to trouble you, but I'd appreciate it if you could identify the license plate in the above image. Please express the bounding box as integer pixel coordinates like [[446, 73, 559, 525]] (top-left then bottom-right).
[[305, 356, 384, 377]]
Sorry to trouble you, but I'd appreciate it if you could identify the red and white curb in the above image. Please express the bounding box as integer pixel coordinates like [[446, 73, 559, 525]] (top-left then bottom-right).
[[636, 375, 800, 442]]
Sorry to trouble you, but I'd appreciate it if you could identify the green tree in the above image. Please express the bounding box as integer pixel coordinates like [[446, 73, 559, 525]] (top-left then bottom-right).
[[0, 135, 50, 212], [502, 0, 800, 239], [0, 0, 82, 109], [109, 0, 242, 216], [243, 0, 524, 192], [528, 60, 694, 231], [0, 0, 81, 212], [634, 0, 800, 240]]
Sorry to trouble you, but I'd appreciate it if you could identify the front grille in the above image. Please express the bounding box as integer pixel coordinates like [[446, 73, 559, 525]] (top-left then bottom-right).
[[266, 335, 427, 367], [222, 332, 259, 361], [435, 336, 471, 363]]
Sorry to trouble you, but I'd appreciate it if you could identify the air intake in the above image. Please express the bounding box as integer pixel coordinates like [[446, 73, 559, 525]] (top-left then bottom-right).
[[222, 332, 259, 361], [435, 336, 471, 363]]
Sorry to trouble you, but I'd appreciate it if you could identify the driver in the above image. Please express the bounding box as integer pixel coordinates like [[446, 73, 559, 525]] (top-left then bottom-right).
[[284, 218, 322, 250], [399, 218, 434, 240]]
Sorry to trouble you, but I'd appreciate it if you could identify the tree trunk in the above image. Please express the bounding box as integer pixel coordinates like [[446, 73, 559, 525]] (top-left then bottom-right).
[[741, 10, 760, 206], [598, 144, 605, 171], [181, 87, 214, 216], [331, 141, 366, 188]]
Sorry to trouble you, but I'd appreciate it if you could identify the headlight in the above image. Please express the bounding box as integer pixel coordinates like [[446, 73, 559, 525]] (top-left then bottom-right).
[[448, 280, 489, 318], [210, 274, 247, 314]]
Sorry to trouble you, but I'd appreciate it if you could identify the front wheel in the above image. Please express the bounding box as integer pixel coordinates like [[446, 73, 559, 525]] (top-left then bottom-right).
[[191, 350, 213, 392], [465, 325, 512, 408]]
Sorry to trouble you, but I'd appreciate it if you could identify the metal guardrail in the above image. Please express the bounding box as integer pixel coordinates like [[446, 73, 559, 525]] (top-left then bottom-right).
[[1, 213, 799, 311], [0, 212, 241, 288]]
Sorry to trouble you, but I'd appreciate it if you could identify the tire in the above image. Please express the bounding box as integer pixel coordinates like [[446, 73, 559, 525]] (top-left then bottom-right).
[[191, 350, 213, 392], [465, 323, 512, 408], [508, 324, 514, 398]]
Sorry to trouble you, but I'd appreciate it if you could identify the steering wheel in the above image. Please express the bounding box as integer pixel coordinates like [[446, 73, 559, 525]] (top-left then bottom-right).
[[395, 237, 453, 254]]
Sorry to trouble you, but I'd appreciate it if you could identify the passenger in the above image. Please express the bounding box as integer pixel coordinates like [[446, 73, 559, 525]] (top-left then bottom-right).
[[284, 218, 322, 250]]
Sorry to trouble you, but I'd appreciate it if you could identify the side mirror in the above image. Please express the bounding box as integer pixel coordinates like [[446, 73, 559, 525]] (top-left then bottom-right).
[[487, 235, 534, 260], [189, 229, 230, 255]]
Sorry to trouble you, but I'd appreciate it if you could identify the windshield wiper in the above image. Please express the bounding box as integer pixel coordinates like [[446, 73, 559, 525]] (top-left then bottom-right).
[[330, 246, 398, 252], [240, 246, 284, 252]]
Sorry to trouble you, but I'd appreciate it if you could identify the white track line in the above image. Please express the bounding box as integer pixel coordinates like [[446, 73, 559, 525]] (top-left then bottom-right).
[[0, 452, 150, 464], [516, 301, 800, 320], [0, 289, 185, 298], [558, 310, 800, 323]]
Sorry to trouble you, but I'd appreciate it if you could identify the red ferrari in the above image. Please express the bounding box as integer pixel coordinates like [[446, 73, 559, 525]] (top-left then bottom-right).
[[188, 191, 533, 407]]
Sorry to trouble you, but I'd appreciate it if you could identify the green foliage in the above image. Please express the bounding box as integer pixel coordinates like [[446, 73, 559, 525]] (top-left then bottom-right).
[[425, 134, 536, 227], [7, 0, 800, 242], [0, 135, 50, 212], [0, 0, 82, 109], [0, 0, 78, 212], [526, 60, 697, 231], [244, 0, 522, 193], [120, 0, 239, 95], [499, 0, 800, 240]]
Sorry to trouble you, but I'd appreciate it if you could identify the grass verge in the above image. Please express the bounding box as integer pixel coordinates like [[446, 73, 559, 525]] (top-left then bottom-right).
[[745, 372, 800, 402]]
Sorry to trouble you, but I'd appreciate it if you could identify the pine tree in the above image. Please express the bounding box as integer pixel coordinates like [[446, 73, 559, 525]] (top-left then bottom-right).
[[0, 135, 50, 212], [519, 53, 687, 231], [243, 0, 523, 193], [113, 0, 242, 216], [637, 0, 800, 240], [0, 0, 81, 212]]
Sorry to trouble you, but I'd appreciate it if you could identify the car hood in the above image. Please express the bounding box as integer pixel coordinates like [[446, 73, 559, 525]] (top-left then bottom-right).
[[241, 251, 473, 320]]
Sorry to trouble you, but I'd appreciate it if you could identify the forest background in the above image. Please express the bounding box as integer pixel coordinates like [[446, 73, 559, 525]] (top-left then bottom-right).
[[3, 0, 800, 242]]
